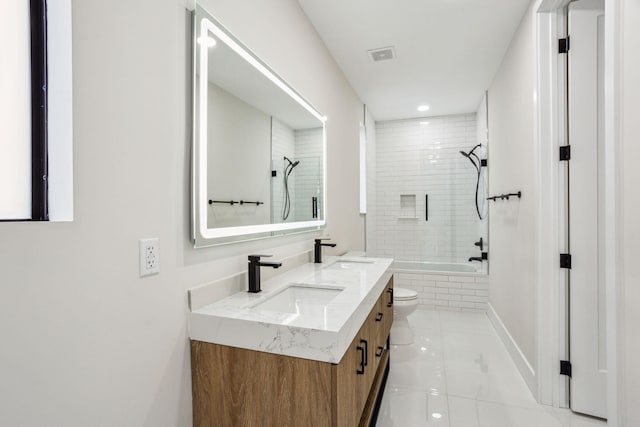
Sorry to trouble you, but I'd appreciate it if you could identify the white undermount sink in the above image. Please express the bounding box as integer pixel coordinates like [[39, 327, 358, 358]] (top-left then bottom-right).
[[252, 284, 344, 315], [323, 259, 375, 271]]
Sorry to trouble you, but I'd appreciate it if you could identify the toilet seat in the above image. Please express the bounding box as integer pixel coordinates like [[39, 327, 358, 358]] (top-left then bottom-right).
[[394, 287, 418, 301]]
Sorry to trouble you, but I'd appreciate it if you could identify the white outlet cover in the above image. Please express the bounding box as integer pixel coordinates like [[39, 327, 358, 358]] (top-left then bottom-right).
[[139, 238, 160, 277]]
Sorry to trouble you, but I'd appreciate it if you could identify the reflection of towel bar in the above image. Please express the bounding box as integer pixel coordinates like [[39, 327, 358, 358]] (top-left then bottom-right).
[[208, 200, 264, 206], [487, 191, 522, 202]]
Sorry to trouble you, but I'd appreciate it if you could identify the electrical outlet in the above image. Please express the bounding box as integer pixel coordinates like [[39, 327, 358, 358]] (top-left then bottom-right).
[[139, 238, 160, 277]]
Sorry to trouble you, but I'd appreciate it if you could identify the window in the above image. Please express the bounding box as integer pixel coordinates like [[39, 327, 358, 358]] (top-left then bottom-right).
[[0, 1, 47, 220], [1, 0, 73, 222]]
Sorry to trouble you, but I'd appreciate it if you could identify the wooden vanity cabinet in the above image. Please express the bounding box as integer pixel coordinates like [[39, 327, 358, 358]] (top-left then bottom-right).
[[333, 298, 385, 427], [357, 277, 393, 427], [191, 277, 394, 427], [333, 322, 368, 427], [383, 278, 394, 341]]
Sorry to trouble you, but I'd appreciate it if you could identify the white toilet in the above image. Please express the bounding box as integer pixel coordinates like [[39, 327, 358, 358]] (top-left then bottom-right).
[[390, 287, 419, 345]]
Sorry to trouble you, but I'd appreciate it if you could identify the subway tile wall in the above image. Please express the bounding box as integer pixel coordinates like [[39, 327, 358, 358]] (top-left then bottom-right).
[[293, 127, 323, 221], [372, 113, 487, 264], [271, 120, 323, 223], [271, 118, 296, 222], [394, 271, 489, 311]]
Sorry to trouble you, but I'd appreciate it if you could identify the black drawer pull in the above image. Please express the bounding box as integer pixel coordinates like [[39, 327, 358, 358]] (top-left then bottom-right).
[[387, 288, 394, 307], [375, 312, 383, 322], [360, 339, 368, 367], [356, 345, 365, 375], [376, 346, 384, 357]]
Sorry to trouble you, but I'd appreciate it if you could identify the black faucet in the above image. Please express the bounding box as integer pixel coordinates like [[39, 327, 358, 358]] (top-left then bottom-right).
[[248, 255, 282, 293], [469, 252, 488, 263], [314, 238, 337, 263]]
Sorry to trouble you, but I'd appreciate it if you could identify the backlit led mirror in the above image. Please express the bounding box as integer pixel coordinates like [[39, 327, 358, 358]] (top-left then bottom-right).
[[192, 5, 327, 247]]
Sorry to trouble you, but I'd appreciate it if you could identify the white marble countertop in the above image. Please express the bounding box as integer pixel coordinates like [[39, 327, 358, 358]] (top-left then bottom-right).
[[189, 256, 393, 364]]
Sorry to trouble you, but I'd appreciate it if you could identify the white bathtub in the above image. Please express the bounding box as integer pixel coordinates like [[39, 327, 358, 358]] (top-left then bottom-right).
[[391, 260, 489, 312]]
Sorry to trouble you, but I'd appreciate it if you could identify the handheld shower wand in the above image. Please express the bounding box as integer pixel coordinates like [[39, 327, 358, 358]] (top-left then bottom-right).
[[282, 157, 300, 220], [459, 145, 486, 220]]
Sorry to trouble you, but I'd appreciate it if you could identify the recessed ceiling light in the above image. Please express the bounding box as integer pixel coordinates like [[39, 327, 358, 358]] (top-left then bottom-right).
[[417, 105, 430, 112], [431, 413, 443, 419], [197, 36, 217, 48]]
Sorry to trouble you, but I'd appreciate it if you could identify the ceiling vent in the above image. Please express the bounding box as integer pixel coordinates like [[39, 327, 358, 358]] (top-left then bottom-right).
[[368, 46, 396, 62]]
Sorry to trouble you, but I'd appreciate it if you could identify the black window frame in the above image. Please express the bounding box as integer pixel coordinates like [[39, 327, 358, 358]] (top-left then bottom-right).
[[1, 0, 49, 222], [30, 0, 49, 221]]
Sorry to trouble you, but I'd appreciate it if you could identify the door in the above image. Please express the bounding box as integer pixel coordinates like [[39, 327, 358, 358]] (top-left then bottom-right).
[[567, 0, 607, 418]]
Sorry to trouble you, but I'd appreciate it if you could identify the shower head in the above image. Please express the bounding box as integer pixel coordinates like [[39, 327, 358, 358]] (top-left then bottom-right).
[[283, 156, 300, 177], [460, 149, 479, 172], [460, 144, 483, 159], [284, 156, 299, 168], [287, 160, 300, 176], [468, 144, 483, 156]]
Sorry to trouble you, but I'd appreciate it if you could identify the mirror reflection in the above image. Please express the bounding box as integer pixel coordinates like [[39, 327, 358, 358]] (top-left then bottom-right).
[[193, 5, 326, 246], [270, 121, 324, 224]]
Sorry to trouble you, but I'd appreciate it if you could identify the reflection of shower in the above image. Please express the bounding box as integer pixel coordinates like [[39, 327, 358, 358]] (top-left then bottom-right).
[[459, 144, 487, 220], [282, 156, 300, 220]]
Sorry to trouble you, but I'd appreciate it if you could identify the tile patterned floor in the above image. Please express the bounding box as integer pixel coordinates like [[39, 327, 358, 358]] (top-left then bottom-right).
[[376, 309, 608, 427]]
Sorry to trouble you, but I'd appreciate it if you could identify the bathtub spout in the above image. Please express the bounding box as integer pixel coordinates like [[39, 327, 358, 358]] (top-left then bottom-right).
[[468, 257, 483, 262]]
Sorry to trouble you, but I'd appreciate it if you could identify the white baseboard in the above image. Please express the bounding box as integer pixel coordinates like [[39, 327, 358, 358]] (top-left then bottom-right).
[[487, 303, 537, 398]]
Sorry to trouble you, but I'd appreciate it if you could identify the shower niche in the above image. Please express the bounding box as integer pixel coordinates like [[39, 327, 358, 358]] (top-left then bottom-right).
[[399, 194, 417, 219]]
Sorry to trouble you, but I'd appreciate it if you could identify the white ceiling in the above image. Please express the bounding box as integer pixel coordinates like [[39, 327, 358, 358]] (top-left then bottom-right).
[[298, 0, 531, 121]]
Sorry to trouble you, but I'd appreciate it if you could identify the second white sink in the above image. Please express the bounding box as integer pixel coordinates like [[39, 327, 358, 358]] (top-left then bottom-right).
[[323, 259, 375, 271], [252, 284, 344, 315]]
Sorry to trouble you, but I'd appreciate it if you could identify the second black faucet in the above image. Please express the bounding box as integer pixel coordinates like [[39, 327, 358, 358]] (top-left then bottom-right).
[[314, 238, 337, 263]]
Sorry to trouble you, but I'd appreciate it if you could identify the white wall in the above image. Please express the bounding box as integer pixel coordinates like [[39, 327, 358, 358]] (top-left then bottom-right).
[[207, 82, 271, 227], [373, 114, 482, 264], [622, 0, 640, 422], [0, 0, 364, 425], [476, 93, 489, 150], [365, 107, 377, 254], [487, 4, 537, 369]]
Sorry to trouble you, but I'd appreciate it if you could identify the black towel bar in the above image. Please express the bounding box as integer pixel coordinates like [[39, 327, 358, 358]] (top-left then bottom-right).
[[487, 191, 522, 202], [208, 200, 264, 206]]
